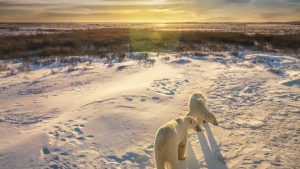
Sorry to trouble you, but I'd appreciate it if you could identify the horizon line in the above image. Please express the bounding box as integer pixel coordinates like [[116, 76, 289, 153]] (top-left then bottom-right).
[[0, 21, 299, 24]]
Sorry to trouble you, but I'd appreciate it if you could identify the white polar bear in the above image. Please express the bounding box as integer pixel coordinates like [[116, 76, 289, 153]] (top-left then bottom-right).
[[154, 116, 201, 169], [186, 93, 218, 126]]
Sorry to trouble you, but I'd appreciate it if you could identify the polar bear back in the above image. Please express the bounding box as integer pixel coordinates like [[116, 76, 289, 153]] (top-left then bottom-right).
[[155, 117, 188, 146]]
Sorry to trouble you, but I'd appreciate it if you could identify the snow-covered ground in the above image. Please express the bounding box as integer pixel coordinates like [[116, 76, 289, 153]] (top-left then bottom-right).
[[1, 23, 299, 37], [0, 52, 299, 169]]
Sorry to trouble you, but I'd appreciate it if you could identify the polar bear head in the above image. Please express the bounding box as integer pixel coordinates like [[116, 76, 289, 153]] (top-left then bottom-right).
[[197, 101, 218, 126], [184, 116, 202, 132], [191, 93, 206, 104]]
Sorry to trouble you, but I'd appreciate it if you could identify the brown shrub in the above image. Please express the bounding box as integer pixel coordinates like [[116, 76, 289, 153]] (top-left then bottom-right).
[[0, 63, 8, 71], [0, 29, 299, 60]]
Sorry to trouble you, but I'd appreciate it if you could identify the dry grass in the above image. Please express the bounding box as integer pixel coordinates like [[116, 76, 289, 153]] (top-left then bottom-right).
[[0, 63, 8, 71], [17, 63, 31, 72], [0, 29, 299, 60]]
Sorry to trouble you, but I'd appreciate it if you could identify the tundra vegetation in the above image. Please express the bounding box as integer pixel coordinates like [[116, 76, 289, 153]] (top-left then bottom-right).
[[0, 29, 299, 60]]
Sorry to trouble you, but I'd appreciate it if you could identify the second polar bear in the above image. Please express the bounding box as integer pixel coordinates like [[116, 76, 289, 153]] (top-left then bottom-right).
[[187, 93, 218, 126], [154, 116, 201, 169]]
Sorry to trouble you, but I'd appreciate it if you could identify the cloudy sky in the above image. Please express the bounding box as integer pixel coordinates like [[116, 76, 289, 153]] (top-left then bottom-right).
[[0, 0, 299, 22]]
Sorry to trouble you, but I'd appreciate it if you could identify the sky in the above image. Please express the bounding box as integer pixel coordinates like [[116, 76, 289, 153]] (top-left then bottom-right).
[[0, 0, 299, 22]]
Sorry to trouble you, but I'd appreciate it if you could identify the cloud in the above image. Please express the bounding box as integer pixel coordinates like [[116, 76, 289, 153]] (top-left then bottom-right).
[[224, 0, 251, 4], [0, 0, 299, 22]]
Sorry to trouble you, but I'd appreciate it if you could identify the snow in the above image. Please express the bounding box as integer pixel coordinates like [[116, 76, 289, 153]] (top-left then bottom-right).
[[0, 52, 299, 168], [1, 23, 299, 37]]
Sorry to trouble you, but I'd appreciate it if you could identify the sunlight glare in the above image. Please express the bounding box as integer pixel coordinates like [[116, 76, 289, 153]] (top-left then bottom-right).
[[153, 0, 165, 3]]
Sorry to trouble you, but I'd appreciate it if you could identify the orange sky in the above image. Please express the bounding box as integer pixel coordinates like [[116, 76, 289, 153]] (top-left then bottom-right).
[[0, 0, 299, 22]]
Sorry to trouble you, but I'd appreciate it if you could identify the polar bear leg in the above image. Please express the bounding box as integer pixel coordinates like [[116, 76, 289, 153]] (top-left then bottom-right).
[[166, 142, 179, 169], [178, 136, 187, 160], [154, 151, 165, 169], [197, 116, 203, 127]]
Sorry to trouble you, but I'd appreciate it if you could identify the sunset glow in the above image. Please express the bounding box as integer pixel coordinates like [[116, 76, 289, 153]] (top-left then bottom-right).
[[0, 0, 299, 22]]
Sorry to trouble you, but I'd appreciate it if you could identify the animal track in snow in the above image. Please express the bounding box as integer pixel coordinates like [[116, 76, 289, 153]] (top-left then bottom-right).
[[41, 118, 98, 168], [47, 119, 94, 146], [122, 95, 160, 102], [147, 78, 189, 96], [40, 145, 100, 169], [104, 145, 154, 168], [0, 112, 52, 125], [207, 72, 267, 111]]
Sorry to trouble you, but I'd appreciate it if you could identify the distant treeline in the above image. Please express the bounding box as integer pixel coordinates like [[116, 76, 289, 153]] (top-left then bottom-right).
[[0, 29, 299, 59]]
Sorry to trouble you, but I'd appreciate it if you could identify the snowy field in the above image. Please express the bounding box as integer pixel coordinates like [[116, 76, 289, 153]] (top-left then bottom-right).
[[0, 52, 299, 169], [0, 22, 299, 37]]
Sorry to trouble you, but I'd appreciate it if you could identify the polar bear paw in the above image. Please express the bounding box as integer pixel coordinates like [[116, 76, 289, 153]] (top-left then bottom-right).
[[178, 156, 186, 161]]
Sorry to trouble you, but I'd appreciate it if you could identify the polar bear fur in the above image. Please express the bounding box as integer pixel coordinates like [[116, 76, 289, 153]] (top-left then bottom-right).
[[187, 93, 218, 126], [154, 116, 201, 169]]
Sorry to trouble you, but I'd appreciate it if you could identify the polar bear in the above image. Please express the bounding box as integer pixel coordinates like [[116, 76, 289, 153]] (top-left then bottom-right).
[[154, 116, 201, 169], [187, 93, 218, 126]]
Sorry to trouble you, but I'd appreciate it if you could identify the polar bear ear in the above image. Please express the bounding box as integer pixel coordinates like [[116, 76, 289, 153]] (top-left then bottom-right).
[[199, 94, 206, 104]]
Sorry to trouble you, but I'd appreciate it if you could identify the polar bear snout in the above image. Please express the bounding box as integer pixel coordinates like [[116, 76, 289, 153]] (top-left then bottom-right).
[[206, 113, 219, 126], [195, 125, 202, 132], [211, 116, 218, 126], [210, 117, 218, 126]]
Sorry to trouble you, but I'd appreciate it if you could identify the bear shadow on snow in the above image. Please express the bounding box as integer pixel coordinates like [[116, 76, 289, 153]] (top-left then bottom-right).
[[180, 142, 202, 169], [180, 123, 228, 169], [196, 123, 228, 169]]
